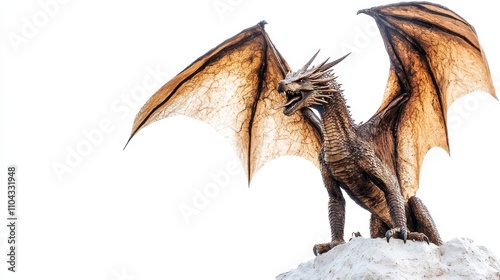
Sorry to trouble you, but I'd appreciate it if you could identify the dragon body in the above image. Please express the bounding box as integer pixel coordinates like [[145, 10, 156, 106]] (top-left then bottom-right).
[[276, 52, 442, 254]]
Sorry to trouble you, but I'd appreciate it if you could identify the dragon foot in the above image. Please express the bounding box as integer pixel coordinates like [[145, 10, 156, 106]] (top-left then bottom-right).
[[313, 239, 345, 256], [313, 243, 332, 256], [385, 227, 429, 244]]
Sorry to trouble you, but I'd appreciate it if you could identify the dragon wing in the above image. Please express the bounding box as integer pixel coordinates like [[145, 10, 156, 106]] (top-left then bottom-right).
[[359, 2, 496, 198], [126, 22, 322, 183]]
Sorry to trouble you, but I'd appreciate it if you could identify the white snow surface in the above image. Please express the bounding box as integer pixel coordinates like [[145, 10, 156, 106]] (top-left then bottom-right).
[[276, 237, 500, 280]]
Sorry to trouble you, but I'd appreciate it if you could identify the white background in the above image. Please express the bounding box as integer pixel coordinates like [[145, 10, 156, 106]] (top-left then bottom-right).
[[1, 0, 499, 279]]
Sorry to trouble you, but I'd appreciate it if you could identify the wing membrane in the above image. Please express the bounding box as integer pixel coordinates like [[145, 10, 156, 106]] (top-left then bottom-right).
[[360, 2, 496, 198], [128, 22, 322, 182]]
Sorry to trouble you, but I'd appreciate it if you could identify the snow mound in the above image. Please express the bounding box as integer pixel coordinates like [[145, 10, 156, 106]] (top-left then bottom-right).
[[276, 237, 500, 279]]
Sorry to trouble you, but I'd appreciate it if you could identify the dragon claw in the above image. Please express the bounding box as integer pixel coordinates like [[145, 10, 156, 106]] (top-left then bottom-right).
[[385, 231, 392, 243], [424, 236, 430, 245], [385, 227, 430, 245], [385, 227, 408, 243]]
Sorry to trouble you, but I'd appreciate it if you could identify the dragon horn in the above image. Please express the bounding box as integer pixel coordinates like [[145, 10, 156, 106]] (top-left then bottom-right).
[[300, 50, 321, 73], [318, 53, 351, 72]]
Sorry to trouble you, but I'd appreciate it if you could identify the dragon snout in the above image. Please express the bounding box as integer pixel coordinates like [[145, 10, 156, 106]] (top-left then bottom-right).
[[277, 80, 288, 93], [277, 80, 302, 94]]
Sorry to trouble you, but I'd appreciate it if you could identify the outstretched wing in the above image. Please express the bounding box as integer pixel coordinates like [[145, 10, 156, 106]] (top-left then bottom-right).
[[359, 2, 496, 198], [126, 22, 322, 182]]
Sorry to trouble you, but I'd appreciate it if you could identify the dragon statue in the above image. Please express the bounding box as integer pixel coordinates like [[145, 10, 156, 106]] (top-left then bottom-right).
[[126, 2, 496, 255]]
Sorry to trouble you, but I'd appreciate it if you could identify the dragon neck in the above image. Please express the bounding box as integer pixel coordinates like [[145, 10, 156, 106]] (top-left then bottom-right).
[[319, 86, 356, 153]]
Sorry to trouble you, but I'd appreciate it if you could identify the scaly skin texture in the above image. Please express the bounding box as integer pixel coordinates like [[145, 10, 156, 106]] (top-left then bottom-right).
[[277, 55, 442, 255], [313, 92, 440, 254]]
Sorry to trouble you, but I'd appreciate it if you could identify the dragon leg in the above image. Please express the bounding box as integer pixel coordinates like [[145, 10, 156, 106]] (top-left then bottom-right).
[[313, 193, 347, 256], [359, 157, 430, 244], [371, 197, 437, 245], [407, 196, 443, 245], [314, 163, 346, 256], [369, 213, 390, 239]]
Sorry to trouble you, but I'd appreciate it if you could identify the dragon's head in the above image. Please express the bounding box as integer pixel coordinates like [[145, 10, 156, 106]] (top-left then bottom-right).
[[276, 51, 349, 116]]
